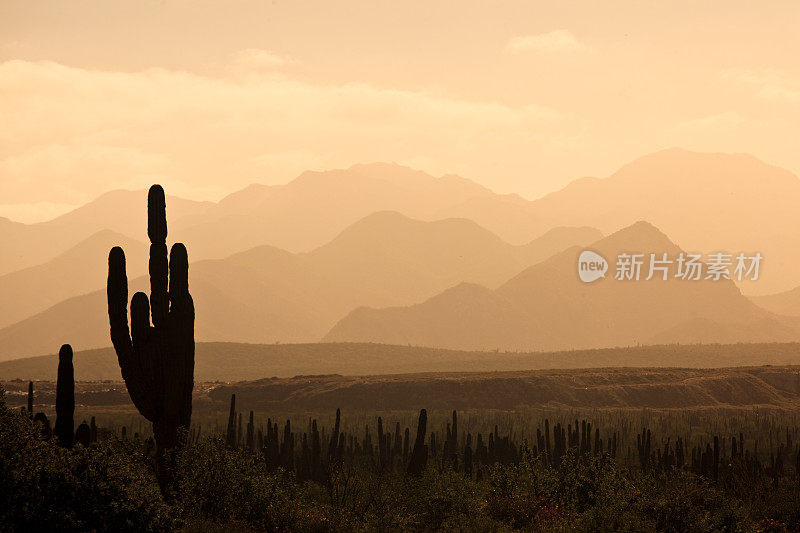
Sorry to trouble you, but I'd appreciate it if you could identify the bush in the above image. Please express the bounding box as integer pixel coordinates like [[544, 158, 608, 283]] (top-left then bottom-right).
[[0, 388, 175, 532]]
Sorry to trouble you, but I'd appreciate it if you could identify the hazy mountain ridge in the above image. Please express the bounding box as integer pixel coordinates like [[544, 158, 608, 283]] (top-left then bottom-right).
[[5, 148, 798, 289], [3, 148, 799, 359], [0, 190, 212, 276], [750, 287, 800, 317], [325, 221, 800, 350], [0, 230, 148, 329], [0, 212, 600, 360]]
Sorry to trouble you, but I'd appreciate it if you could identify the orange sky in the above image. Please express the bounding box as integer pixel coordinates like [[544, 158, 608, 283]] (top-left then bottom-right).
[[1, 0, 798, 222]]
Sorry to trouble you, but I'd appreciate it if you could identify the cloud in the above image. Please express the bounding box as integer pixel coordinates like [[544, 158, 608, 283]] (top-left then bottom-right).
[[0, 201, 78, 224], [725, 69, 800, 105], [230, 48, 293, 71], [505, 30, 589, 54], [0, 59, 583, 215], [675, 111, 744, 132]]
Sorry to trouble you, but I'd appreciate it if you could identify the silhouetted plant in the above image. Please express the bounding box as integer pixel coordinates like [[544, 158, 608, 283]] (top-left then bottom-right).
[[33, 412, 51, 440], [54, 344, 74, 449], [407, 409, 428, 476], [75, 421, 91, 447], [328, 408, 341, 466], [107, 184, 195, 456], [246, 410, 254, 451], [27, 380, 33, 416], [226, 394, 236, 448]]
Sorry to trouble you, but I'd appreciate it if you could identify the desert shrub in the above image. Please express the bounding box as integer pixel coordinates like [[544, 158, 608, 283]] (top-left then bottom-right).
[[174, 435, 330, 531], [0, 387, 175, 532]]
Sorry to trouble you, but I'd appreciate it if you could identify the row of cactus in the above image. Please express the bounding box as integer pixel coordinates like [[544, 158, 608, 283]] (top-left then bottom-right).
[[218, 401, 616, 483], [213, 398, 800, 489], [21, 368, 800, 492]]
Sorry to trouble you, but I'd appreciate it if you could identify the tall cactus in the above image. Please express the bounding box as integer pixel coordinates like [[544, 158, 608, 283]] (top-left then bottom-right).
[[107, 185, 195, 452], [54, 344, 74, 448], [327, 408, 341, 465], [226, 394, 237, 448], [407, 409, 428, 476], [27, 381, 33, 416]]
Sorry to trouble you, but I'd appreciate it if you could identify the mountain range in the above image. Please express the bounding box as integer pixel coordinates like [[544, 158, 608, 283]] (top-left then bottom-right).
[[325, 221, 800, 351], [0, 212, 599, 360], [2, 148, 800, 361], [6, 149, 800, 294]]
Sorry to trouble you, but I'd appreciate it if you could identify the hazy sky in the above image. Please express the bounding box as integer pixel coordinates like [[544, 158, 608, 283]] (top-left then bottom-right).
[[1, 0, 799, 222]]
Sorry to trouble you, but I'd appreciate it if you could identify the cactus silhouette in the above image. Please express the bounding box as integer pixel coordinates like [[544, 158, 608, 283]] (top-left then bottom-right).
[[54, 344, 74, 449], [27, 381, 33, 416], [407, 409, 428, 476], [75, 421, 91, 447], [107, 184, 195, 453], [226, 394, 237, 448]]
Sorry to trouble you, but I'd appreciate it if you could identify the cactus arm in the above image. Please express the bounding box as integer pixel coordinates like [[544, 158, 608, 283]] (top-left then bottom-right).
[[130, 292, 151, 350], [107, 247, 158, 421], [107, 246, 132, 360], [168, 242, 195, 429], [148, 185, 169, 328]]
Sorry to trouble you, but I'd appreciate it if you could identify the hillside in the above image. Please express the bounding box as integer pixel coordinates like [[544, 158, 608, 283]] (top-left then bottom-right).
[[525, 148, 800, 294], [6, 150, 800, 296], [325, 221, 800, 351], [170, 162, 504, 258], [210, 366, 800, 411], [751, 287, 800, 317], [0, 213, 598, 360], [3, 341, 800, 382], [0, 230, 147, 329], [0, 190, 211, 276]]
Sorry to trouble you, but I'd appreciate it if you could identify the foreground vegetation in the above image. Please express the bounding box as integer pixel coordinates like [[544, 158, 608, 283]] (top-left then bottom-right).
[[4, 386, 800, 532]]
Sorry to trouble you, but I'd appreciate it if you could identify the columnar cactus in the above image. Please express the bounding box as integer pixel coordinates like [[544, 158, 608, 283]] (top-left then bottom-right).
[[54, 344, 74, 448], [280, 420, 294, 471], [75, 420, 91, 447], [407, 409, 428, 476], [107, 184, 195, 451], [226, 394, 237, 448], [246, 411, 255, 451], [327, 408, 341, 464], [27, 381, 33, 416]]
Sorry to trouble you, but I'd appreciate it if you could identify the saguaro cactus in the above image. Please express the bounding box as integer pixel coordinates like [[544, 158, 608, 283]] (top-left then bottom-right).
[[107, 185, 195, 452], [54, 344, 74, 448]]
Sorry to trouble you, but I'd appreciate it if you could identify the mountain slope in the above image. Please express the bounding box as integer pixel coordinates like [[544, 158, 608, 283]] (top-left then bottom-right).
[[0, 230, 147, 329], [0, 190, 211, 276], [170, 162, 501, 259], [0, 212, 599, 360], [324, 221, 800, 351], [7, 150, 799, 295], [749, 283, 800, 318], [525, 148, 800, 294]]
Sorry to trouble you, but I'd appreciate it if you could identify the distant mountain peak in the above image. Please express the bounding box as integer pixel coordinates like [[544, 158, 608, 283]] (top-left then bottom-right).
[[611, 147, 795, 183], [591, 220, 680, 254]]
